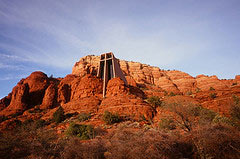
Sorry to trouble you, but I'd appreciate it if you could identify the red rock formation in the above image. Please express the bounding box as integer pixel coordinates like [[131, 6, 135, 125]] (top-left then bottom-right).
[[72, 55, 99, 76], [166, 71, 196, 93], [0, 71, 50, 116], [23, 71, 49, 106], [196, 75, 228, 91], [0, 54, 240, 130], [57, 74, 75, 105], [106, 77, 129, 97], [71, 74, 103, 100], [72, 55, 234, 94], [0, 82, 29, 115], [99, 78, 154, 120], [62, 96, 101, 114], [0, 93, 11, 111], [40, 83, 57, 109]]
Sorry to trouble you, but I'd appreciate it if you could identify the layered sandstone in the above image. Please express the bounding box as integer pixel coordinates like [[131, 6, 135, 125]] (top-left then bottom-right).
[[99, 77, 154, 120], [0, 54, 239, 128], [0, 72, 49, 115], [72, 55, 237, 94]]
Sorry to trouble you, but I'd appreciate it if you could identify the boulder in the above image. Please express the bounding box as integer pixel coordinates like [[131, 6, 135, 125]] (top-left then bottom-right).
[[40, 83, 57, 109], [71, 75, 103, 100]]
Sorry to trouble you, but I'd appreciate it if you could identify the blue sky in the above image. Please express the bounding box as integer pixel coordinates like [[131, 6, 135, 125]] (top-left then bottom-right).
[[0, 0, 240, 98]]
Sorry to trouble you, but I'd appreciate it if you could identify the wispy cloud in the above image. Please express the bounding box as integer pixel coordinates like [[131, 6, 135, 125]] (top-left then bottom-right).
[[0, 0, 239, 77], [0, 53, 31, 62], [0, 62, 26, 71], [0, 73, 29, 81]]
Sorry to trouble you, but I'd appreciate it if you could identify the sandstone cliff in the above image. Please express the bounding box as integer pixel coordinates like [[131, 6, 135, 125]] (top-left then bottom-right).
[[0, 54, 240, 130], [72, 55, 239, 94]]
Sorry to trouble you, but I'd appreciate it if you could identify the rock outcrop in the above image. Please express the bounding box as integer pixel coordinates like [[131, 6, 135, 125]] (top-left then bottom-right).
[[99, 77, 154, 120], [72, 55, 235, 94], [0, 54, 240, 129]]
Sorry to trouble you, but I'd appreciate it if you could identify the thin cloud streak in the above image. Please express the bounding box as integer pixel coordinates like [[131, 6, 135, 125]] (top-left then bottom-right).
[[0, 0, 239, 77], [0, 74, 29, 81]]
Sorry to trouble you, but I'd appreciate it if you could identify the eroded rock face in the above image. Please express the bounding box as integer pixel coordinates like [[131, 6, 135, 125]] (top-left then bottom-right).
[[72, 55, 100, 76], [71, 75, 103, 100], [106, 77, 129, 97], [0, 82, 29, 115], [40, 83, 57, 109], [196, 75, 228, 91], [62, 97, 101, 114], [99, 78, 154, 120], [23, 71, 49, 107], [57, 74, 75, 105], [72, 55, 234, 94], [99, 96, 154, 120], [0, 71, 50, 115], [1, 54, 239, 128], [0, 93, 11, 111]]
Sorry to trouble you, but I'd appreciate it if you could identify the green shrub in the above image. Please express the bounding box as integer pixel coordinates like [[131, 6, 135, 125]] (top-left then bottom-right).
[[159, 118, 176, 130], [169, 92, 176, 96], [11, 111, 23, 118], [210, 93, 217, 99], [140, 114, 147, 121], [53, 106, 65, 123], [28, 107, 42, 114], [0, 116, 8, 123], [146, 96, 162, 108], [163, 91, 168, 96], [78, 113, 91, 122], [35, 119, 46, 128], [213, 115, 232, 125], [232, 95, 240, 105], [209, 87, 215, 91], [186, 91, 192, 96], [196, 88, 201, 93], [191, 124, 240, 159], [102, 111, 120, 125], [199, 108, 217, 123], [230, 105, 240, 121], [66, 122, 94, 140]]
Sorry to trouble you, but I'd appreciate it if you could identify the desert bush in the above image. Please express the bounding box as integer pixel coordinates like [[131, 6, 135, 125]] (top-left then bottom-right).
[[105, 129, 193, 159], [61, 137, 106, 159], [209, 87, 215, 91], [146, 96, 162, 108], [102, 111, 120, 125], [232, 94, 240, 105], [231, 105, 240, 124], [0, 123, 63, 159], [191, 124, 240, 159], [162, 102, 202, 132], [35, 119, 46, 128], [28, 106, 42, 114], [198, 108, 217, 124], [78, 113, 91, 122], [66, 122, 94, 140], [159, 117, 176, 130], [11, 111, 23, 118], [53, 106, 65, 123], [230, 95, 240, 127], [0, 115, 8, 123], [209, 92, 217, 99], [169, 92, 176, 96], [164, 90, 168, 96], [195, 87, 201, 93], [162, 101, 218, 131], [212, 114, 232, 125], [22, 118, 46, 130]]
